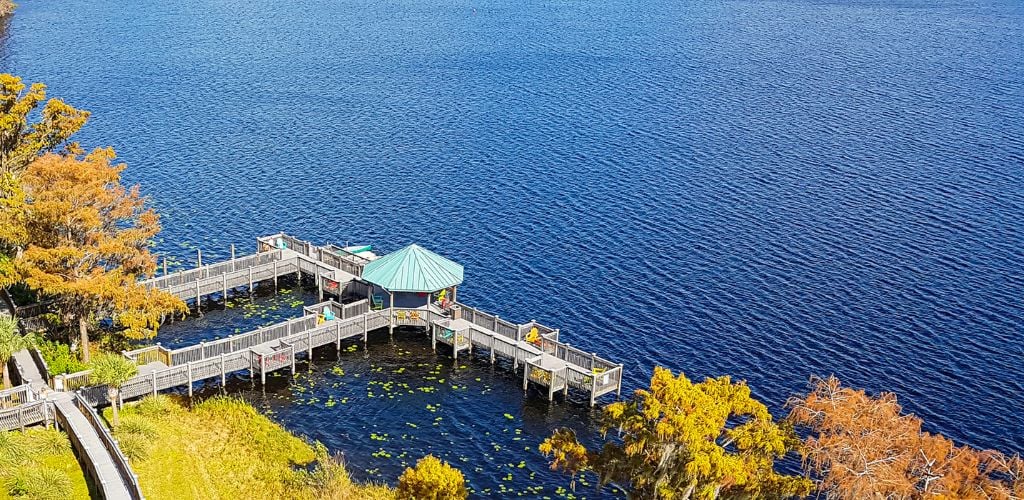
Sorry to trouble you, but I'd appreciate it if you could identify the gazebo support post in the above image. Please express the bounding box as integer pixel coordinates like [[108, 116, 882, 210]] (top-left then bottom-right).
[[388, 291, 395, 339]]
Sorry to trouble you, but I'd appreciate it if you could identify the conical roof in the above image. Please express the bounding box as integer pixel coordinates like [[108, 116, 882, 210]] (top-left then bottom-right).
[[361, 244, 464, 293]]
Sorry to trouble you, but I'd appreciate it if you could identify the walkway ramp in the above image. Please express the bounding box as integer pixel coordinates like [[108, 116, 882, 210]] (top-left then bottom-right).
[[52, 393, 138, 499]]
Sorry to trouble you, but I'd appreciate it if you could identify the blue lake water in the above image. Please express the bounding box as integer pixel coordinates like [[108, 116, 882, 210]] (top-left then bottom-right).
[[2, 0, 1023, 495]]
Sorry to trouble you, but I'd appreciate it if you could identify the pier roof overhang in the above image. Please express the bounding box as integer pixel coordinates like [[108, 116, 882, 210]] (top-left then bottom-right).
[[361, 244, 463, 293]]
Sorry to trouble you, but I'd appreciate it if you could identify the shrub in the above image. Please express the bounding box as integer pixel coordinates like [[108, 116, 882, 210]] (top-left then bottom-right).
[[26, 427, 71, 455], [36, 340, 88, 375], [115, 432, 151, 462], [396, 455, 467, 500], [117, 414, 159, 439], [132, 394, 177, 418], [6, 467, 73, 500]]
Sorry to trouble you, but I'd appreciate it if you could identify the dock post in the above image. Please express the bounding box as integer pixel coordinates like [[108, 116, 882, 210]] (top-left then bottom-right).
[[317, 275, 323, 301], [590, 352, 596, 370], [197, 249, 202, 268], [152, 372, 158, 396], [195, 280, 202, 315], [163, 257, 168, 276], [523, 364, 529, 391], [493, 315, 499, 333], [221, 353, 227, 387], [363, 315, 368, 349], [222, 274, 228, 302], [307, 330, 313, 361], [273, 261, 279, 291], [248, 267, 254, 294], [230, 244, 236, 262], [260, 355, 266, 385], [290, 348, 296, 376], [590, 368, 598, 407], [490, 335, 495, 364], [617, 364, 624, 398], [467, 328, 473, 356], [336, 322, 342, 352], [187, 363, 193, 398], [431, 326, 436, 352]]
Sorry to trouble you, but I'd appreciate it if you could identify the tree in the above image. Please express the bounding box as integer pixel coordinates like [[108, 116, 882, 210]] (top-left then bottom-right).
[[788, 375, 1023, 499], [90, 353, 137, 426], [0, 314, 33, 388], [0, 74, 89, 176], [396, 455, 468, 500], [16, 150, 185, 362], [540, 366, 812, 499], [0, 74, 89, 287]]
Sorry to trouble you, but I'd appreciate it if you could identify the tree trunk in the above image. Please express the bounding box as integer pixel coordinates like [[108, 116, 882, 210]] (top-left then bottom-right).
[[2, 362, 9, 389], [108, 387, 120, 426], [79, 316, 90, 363]]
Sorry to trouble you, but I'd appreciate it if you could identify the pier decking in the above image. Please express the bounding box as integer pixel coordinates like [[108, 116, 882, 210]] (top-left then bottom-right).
[[63, 233, 623, 406]]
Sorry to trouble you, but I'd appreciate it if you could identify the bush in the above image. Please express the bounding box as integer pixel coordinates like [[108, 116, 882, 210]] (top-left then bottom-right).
[[36, 340, 88, 375], [117, 414, 159, 439], [132, 394, 177, 418], [115, 432, 151, 462], [396, 455, 467, 500], [6, 466, 73, 500]]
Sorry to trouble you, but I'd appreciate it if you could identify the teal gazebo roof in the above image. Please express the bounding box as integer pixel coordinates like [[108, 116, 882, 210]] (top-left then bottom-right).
[[361, 244, 464, 293]]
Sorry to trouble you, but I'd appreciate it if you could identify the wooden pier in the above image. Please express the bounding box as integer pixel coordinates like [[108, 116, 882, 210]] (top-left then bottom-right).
[[57, 233, 623, 407]]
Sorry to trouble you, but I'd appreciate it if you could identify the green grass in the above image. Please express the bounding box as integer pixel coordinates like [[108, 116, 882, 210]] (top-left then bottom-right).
[[0, 427, 93, 500], [105, 395, 395, 500]]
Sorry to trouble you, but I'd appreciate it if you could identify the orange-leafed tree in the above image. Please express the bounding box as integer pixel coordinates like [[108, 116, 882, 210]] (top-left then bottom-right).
[[0, 74, 89, 286], [788, 375, 1023, 499], [16, 150, 185, 361], [540, 366, 812, 499]]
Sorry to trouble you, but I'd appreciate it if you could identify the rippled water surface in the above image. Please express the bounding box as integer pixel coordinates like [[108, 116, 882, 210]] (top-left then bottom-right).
[[3, 0, 1023, 495]]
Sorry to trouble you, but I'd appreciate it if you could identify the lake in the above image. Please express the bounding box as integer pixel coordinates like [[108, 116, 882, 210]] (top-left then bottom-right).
[[2, 0, 1022, 495]]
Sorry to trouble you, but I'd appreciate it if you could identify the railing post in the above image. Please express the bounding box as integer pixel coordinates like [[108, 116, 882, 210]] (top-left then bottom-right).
[[591, 352, 597, 370], [222, 273, 228, 301], [221, 353, 227, 387], [197, 248, 202, 268], [200, 341, 206, 360], [230, 243, 236, 263], [187, 363, 193, 398], [18, 406, 24, 432], [152, 371, 158, 396], [590, 369, 598, 407], [617, 364, 624, 398], [493, 314, 499, 333]]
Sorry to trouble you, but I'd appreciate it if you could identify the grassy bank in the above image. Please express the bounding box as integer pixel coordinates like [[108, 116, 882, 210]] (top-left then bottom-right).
[[0, 427, 93, 500], [105, 395, 394, 500]]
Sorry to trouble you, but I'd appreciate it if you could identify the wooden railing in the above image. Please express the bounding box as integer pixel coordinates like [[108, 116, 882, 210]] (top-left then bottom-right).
[[73, 394, 145, 500], [0, 400, 48, 431], [142, 250, 283, 290], [0, 384, 37, 409]]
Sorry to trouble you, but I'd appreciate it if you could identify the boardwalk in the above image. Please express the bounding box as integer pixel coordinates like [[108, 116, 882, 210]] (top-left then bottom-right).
[[59, 233, 623, 407], [3, 351, 144, 499]]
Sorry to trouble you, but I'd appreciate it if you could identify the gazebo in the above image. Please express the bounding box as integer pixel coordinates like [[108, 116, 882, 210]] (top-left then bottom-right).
[[360, 244, 464, 315]]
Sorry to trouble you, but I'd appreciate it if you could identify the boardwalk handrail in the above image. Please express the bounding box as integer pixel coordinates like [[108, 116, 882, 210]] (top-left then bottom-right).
[[141, 250, 284, 290], [0, 384, 36, 409], [73, 393, 145, 500]]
